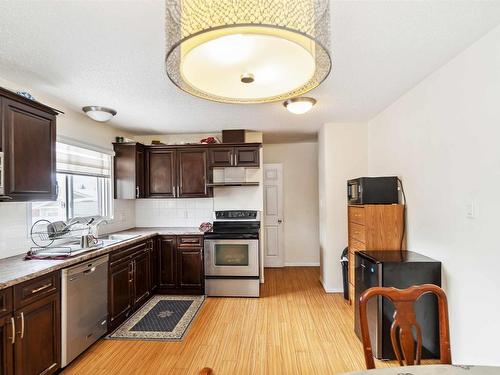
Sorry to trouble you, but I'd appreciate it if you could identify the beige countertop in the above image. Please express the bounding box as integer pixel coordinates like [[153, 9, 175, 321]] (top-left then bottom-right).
[[0, 227, 204, 290]]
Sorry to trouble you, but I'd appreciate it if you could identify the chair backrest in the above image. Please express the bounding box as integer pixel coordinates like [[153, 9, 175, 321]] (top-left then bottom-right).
[[359, 284, 451, 369]]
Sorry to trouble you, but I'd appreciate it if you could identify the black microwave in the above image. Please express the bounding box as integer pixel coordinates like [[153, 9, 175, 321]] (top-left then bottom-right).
[[347, 177, 399, 205]]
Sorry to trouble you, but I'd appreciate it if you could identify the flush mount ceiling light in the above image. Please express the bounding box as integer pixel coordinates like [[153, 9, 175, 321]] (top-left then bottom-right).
[[82, 106, 117, 122], [283, 97, 316, 114], [165, 0, 331, 104]]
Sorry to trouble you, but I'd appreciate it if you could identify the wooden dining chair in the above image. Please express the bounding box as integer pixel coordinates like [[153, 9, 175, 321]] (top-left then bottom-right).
[[359, 284, 452, 369]]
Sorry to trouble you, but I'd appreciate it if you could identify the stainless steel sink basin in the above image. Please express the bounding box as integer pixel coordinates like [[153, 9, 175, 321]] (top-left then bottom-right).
[[98, 234, 140, 242], [29, 234, 141, 259]]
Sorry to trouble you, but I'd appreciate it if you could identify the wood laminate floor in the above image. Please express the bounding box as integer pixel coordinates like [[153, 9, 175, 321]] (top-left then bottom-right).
[[63, 267, 394, 375]]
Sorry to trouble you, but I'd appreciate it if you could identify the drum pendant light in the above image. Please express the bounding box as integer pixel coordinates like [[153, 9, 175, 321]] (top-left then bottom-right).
[[165, 0, 331, 104]]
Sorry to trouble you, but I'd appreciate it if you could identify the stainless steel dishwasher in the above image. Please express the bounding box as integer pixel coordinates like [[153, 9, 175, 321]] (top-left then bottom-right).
[[61, 254, 109, 367]]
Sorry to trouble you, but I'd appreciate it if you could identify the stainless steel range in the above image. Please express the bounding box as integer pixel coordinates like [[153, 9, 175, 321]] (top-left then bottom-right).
[[204, 210, 260, 297]]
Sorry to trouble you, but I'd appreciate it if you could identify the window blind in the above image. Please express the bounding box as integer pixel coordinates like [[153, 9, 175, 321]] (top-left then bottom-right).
[[56, 142, 112, 177]]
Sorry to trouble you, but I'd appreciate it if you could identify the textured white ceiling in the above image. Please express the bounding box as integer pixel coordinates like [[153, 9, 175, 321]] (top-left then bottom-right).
[[1, 1, 500, 140]]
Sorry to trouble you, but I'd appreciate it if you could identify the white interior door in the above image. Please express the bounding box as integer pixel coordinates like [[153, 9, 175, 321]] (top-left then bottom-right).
[[263, 164, 284, 267]]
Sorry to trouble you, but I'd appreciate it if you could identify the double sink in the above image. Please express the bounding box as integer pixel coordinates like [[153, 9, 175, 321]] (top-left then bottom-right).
[[37, 234, 141, 258]]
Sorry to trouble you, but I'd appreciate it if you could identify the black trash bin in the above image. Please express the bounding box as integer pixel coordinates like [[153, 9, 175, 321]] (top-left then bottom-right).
[[340, 247, 349, 300]]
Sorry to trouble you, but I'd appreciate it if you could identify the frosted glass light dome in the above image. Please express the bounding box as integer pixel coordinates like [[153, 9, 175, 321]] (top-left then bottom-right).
[[165, 0, 331, 104]]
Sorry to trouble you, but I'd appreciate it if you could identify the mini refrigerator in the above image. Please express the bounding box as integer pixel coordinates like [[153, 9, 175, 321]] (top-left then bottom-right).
[[354, 250, 442, 360]]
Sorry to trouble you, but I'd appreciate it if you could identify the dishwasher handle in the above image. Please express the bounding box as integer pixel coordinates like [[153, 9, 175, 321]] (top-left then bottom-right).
[[83, 266, 96, 274]]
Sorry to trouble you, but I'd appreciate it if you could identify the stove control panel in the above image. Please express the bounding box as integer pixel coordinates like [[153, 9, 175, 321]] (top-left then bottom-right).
[[215, 210, 259, 220]]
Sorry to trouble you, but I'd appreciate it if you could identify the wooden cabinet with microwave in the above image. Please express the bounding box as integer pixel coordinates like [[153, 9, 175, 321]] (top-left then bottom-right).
[[347, 204, 404, 309]]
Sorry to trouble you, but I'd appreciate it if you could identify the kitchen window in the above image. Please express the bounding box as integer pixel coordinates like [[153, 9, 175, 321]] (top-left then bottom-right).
[[31, 142, 113, 223]]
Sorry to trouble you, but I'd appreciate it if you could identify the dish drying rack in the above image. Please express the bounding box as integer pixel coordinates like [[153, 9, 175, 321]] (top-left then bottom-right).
[[29, 217, 105, 258]]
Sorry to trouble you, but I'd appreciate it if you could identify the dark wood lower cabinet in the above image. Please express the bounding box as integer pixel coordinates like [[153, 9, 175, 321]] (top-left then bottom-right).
[[107, 236, 203, 332], [177, 248, 203, 289], [0, 273, 62, 375], [0, 272, 61, 375], [0, 314, 14, 375], [14, 293, 60, 375], [108, 259, 133, 330], [108, 240, 155, 332], [132, 249, 151, 307], [159, 236, 177, 289], [150, 240, 160, 292], [156, 235, 204, 295]]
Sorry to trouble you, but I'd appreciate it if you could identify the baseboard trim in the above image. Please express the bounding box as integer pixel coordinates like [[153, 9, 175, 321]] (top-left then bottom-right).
[[284, 262, 320, 267], [321, 279, 343, 294]]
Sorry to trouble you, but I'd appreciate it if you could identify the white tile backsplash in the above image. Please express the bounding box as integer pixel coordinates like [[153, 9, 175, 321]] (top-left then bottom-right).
[[135, 198, 214, 227], [0, 199, 135, 258]]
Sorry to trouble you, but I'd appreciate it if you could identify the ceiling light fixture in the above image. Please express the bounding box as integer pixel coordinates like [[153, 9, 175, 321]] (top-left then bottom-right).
[[82, 106, 117, 122], [283, 97, 317, 114], [165, 0, 331, 104]]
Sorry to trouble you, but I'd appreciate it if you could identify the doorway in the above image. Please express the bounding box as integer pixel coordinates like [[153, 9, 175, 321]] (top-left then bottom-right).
[[263, 163, 284, 267]]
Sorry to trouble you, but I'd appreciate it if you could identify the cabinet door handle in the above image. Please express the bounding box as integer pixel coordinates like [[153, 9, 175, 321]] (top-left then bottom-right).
[[9, 317, 15, 344], [136, 186, 140, 198], [0, 195, 13, 200], [39, 363, 57, 375], [18, 312, 25, 339], [31, 283, 52, 294]]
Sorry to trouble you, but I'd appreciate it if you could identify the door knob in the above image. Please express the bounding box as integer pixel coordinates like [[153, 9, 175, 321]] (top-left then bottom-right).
[[278, 219, 283, 223]]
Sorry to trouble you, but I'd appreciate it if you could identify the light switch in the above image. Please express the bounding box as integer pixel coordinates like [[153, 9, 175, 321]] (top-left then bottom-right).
[[466, 201, 475, 219]]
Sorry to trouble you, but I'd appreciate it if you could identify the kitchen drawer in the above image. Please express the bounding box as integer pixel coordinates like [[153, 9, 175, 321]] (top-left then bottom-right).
[[349, 238, 366, 252], [109, 240, 149, 264], [177, 235, 203, 248], [14, 272, 59, 310], [349, 222, 366, 243], [348, 206, 366, 225], [0, 287, 13, 316]]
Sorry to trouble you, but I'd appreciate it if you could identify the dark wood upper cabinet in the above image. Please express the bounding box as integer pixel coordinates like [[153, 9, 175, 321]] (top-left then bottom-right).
[[178, 149, 208, 197], [114, 142, 260, 199], [208, 147, 234, 167], [208, 145, 260, 168], [113, 142, 145, 199], [145, 148, 176, 198], [159, 236, 177, 289], [0, 313, 14, 375], [177, 248, 204, 289], [235, 146, 260, 167], [1, 97, 57, 201]]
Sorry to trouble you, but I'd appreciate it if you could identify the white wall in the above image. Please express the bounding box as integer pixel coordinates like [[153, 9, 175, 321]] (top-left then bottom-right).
[[0, 76, 136, 258], [263, 142, 320, 266], [318, 123, 367, 292], [367, 24, 500, 366]]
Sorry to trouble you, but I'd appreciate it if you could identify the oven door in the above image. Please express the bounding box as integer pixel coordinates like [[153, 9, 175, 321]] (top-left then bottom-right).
[[204, 239, 259, 277]]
